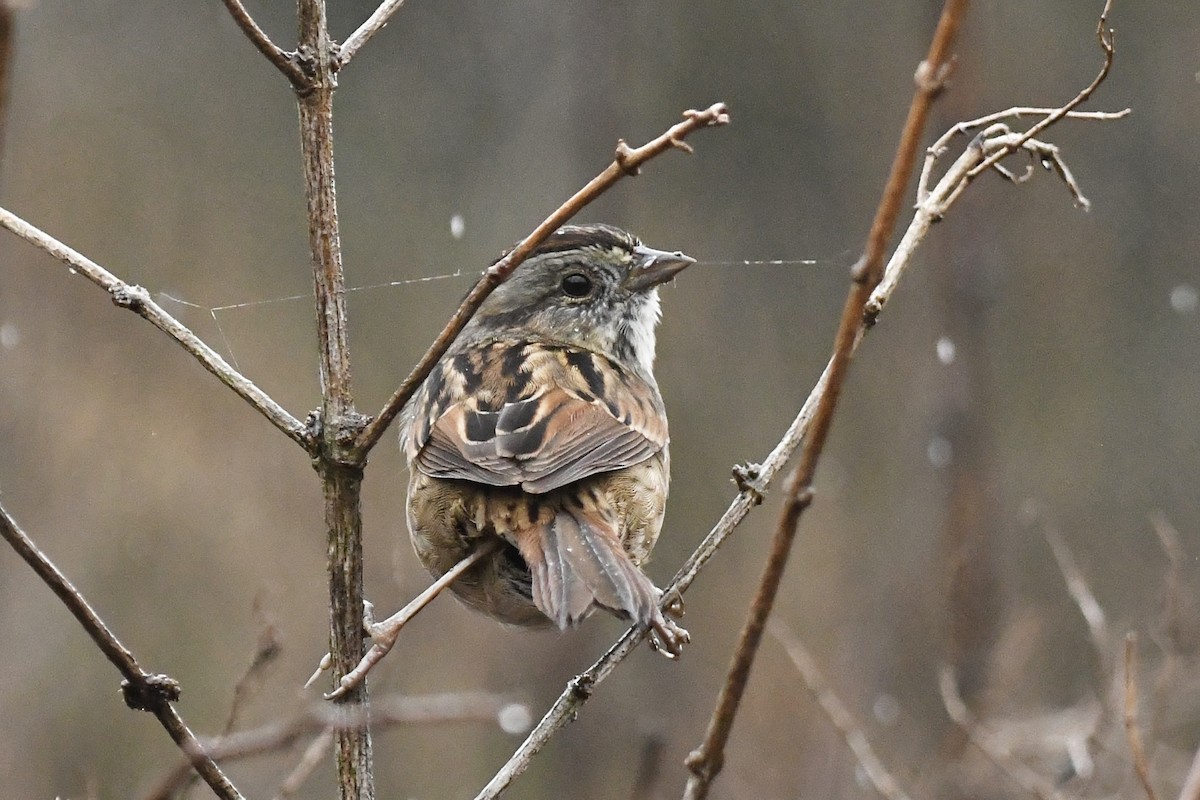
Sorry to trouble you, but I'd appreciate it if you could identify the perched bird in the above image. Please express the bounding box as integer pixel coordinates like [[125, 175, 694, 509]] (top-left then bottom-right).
[[401, 223, 691, 656]]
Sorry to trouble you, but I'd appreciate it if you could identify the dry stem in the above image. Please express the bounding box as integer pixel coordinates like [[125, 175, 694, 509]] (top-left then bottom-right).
[[219, 0, 308, 88], [681, 2, 967, 796], [939, 665, 1071, 800], [0, 501, 245, 800], [0, 207, 312, 449], [771, 622, 914, 800], [338, 0, 409, 69], [1124, 633, 1160, 800], [144, 691, 518, 800]]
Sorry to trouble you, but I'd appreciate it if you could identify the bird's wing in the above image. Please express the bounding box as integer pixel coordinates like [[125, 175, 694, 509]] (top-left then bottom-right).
[[406, 341, 667, 493]]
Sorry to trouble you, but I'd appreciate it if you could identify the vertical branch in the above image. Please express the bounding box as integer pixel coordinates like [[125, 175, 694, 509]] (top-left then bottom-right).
[[682, 2, 968, 797], [294, 1, 373, 799]]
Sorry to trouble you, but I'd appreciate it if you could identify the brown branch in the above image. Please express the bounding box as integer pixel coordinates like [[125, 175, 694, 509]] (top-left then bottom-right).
[[337, 0, 408, 69], [1124, 633, 1160, 800], [682, 3, 967, 796], [0, 207, 313, 450], [352, 102, 731, 461], [293, 1, 373, 797], [939, 665, 1070, 800], [145, 691, 518, 800], [219, 0, 308, 88], [0, 501, 246, 800], [771, 622, 914, 800], [474, 79, 1124, 800]]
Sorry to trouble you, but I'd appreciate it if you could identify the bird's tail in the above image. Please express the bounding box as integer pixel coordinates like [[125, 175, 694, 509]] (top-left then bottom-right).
[[513, 502, 657, 630]]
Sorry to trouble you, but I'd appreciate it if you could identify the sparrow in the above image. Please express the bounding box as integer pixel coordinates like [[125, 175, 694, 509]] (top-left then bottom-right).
[[401, 223, 692, 656]]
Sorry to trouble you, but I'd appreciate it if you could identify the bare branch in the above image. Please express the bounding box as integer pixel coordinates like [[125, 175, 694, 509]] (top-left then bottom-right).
[[219, 0, 308, 88], [314, 539, 500, 697], [0, 501, 246, 800], [293, 1, 373, 795], [145, 691, 519, 800], [771, 622, 914, 800], [966, 0, 1118, 182], [0, 206, 313, 450], [274, 731, 333, 800], [475, 64, 1127, 800], [338, 0, 408, 69], [865, 113, 1122, 324], [1043, 524, 1110, 667], [1124, 633, 1160, 800], [0, 1, 15, 158], [939, 665, 1071, 800], [681, 2, 967, 795], [353, 103, 730, 460]]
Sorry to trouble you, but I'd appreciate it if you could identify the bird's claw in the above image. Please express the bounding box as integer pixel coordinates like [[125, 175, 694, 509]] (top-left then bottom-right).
[[647, 608, 690, 659]]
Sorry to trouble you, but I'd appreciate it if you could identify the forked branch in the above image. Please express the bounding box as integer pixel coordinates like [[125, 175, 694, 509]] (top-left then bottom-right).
[[219, 0, 308, 88]]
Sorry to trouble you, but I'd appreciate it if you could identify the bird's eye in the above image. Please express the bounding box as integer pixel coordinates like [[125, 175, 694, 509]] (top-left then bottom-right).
[[561, 273, 593, 298]]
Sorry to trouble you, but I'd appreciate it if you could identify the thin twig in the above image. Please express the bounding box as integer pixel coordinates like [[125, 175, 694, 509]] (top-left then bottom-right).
[[353, 103, 731, 460], [771, 622, 914, 800], [474, 93, 1124, 800], [224, 621, 283, 734], [1043, 524, 1110, 670], [338, 0, 408, 69], [275, 730, 334, 800], [1124, 633, 1160, 800], [682, 3, 967, 796], [939, 665, 1069, 800], [0, 501, 246, 800], [965, 0, 1117, 182], [0, 206, 313, 450], [314, 539, 501, 698], [219, 0, 308, 88], [145, 691, 519, 800]]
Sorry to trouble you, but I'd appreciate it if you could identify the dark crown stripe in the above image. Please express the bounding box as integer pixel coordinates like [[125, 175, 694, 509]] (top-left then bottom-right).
[[491, 224, 639, 266]]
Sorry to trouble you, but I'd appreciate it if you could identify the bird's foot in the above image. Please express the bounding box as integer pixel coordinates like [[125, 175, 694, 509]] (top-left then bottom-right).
[[646, 587, 689, 658]]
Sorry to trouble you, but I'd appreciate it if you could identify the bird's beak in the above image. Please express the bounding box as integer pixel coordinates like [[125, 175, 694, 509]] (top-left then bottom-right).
[[623, 245, 695, 292]]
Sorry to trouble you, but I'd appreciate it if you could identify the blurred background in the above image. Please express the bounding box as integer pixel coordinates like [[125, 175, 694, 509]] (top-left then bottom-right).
[[1, 1, 1197, 798]]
